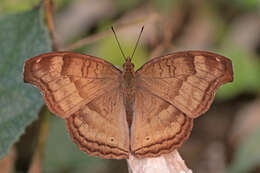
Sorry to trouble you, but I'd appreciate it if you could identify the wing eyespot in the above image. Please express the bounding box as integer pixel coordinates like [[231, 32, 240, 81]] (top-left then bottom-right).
[[145, 136, 151, 141]]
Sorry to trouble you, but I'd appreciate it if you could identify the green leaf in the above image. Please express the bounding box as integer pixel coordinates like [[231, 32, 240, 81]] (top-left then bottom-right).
[[227, 127, 260, 173], [0, 8, 51, 158]]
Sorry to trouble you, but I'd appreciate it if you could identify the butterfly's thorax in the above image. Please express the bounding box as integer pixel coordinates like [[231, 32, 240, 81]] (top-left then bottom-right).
[[122, 58, 136, 127]]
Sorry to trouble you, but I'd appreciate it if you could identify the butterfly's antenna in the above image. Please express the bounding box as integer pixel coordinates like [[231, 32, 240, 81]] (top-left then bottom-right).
[[131, 26, 144, 60], [111, 26, 126, 61]]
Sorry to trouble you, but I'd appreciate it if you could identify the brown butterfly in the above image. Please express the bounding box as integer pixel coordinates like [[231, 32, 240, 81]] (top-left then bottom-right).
[[23, 28, 233, 159]]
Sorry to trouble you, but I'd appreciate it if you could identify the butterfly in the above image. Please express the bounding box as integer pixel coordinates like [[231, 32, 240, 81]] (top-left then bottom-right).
[[23, 28, 233, 160]]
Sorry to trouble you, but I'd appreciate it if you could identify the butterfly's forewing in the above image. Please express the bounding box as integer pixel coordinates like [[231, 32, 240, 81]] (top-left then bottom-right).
[[24, 52, 121, 118], [24, 52, 129, 159], [131, 51, 233, 157], [135, 51, 233, 118], [131, 89, 193, 158]]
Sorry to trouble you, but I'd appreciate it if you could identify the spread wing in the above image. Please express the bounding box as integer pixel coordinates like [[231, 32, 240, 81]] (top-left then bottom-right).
[[131, 89, 193, 158], [135, 51, 233, 118], [24, 52, 121, 118], [24, 52, 129, 159]]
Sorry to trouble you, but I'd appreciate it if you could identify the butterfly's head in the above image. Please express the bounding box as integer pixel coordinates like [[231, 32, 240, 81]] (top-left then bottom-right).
[[123, 57, 135, 72], [111, 25, 143, 73]]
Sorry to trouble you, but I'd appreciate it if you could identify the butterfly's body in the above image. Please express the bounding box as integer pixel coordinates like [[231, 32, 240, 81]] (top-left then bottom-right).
[[24, 51, 233, 159], [122, 57, 136, 127]]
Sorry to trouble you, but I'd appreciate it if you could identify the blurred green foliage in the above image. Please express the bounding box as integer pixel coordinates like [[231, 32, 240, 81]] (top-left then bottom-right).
[[151, 0, 179, 11], [228, 0, 260, 10], [0, 0, 39, 12], [0, 0, 72, 13], [227, 127, 260, 173], [93, 36, 148, 70], [217, 47, 260, 100]]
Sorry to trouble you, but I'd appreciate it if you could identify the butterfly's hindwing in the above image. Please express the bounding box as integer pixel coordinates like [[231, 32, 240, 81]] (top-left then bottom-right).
[[66, 89, 129, 159], [131, 88, 193, 158]]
